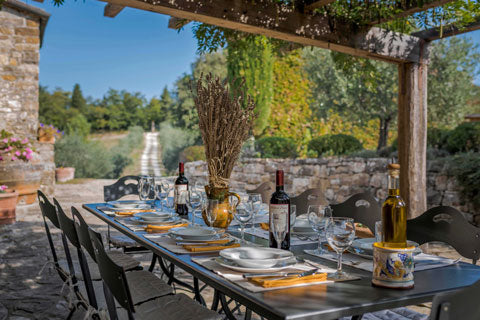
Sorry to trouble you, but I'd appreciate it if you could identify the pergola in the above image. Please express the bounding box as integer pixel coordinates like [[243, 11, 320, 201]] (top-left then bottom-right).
[[64, 0, 480, 217]]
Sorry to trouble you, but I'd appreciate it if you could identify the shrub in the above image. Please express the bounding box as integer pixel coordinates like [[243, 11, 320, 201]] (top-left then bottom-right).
[[446, 152, 480, 209], [55, 134, 114, 178], [180, 145, 206, 162], [445, 122, 480, 153], [427, 127, 449, 149], [308, 134, 362, 157], [66, 113, 91, 137], [349, 149, 378, 158], [157, 122, 198, 172], [426, 147, 449, 160], [255, 136, 298, 158], [108, 126, 144, 178]]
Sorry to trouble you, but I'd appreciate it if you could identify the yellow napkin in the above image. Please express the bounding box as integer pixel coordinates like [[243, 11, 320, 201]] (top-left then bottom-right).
[[184, 243, 241, 252], [248, 273, 327, 288], [260, 222, 269, 231], [181, 239, 232, 249], [116, 209, 152, 216], [145, 223, 188, 233]]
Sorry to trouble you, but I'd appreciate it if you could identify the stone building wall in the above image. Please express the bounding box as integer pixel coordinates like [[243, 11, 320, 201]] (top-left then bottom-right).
[[185, 157, 478, 225], [0, 2, 54, 197]]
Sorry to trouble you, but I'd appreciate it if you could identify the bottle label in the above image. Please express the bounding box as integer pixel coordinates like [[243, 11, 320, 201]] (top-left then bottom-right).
[[269, 204, 289, 232], [174, 184, 188, 205]]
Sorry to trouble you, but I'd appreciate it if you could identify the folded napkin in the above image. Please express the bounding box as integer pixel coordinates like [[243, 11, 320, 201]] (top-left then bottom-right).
[[181, 239, 232, 248], [145, 223, 188, 233], [260, 222, 269, 231], [184, 243, 241, 253], [249, 273, 327, 288], [116, 209, 152, 216]]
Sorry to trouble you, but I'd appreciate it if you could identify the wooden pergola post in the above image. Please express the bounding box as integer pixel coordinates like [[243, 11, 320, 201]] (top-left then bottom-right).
[[397, 42, 429, 218]]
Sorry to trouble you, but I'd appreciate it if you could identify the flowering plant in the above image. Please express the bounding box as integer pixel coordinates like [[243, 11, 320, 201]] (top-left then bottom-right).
[[39, 123, 63, 139], [0, 130, 34, 161], [0, 185, 7, 193]]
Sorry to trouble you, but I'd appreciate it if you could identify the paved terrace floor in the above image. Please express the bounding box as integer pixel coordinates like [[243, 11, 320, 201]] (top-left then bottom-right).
[[0, 180, 468, 319]]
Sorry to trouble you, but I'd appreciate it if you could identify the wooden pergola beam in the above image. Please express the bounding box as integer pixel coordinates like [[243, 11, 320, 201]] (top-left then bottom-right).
[[168, 17, 191, 30], [369, 0, 456, 26], [304, 0, 337, 11], [104, 3, 124, 17], [99, 0, 424, 64], [412, 19, 480, 41]]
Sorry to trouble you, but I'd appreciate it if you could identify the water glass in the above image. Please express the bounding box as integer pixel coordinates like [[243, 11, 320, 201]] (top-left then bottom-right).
[[325, 217, 356, 280], [231, 202, 254, 243], [247, 193, 262, 231], [161, 181, 173, 211], [290, 204, 297, 227], [187, 190, 202, 226], [307, 204, 332, 254], [375, 220, 383, 243], [138, 175, 153, 201], [205, 199, 219, 230]]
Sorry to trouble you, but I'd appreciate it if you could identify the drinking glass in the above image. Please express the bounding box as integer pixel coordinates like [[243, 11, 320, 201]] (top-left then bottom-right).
[[325, 217, 356, 280], [187, 190, 202, 226], [290, 204, 297, 227], [247, 193, 262, 231], [205, 199, 219, 230], [138, 175, 153, 201], [375, 220, 383, 243], [152, 177, 164, 209], [307, 204, 332, 254], [231, 202, 254, 243], [161, 181, 172, 211], [270, 207, 288, 250]]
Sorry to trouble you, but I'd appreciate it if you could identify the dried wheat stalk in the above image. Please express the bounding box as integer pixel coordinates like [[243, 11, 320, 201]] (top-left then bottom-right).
[[194, 73, 256, 189]]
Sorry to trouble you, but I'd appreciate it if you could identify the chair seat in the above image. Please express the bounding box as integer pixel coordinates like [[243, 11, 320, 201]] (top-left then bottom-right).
[[108, 251, 142, 270], [135, 293, 221, 320], [110, 234, 142, 248], [127, 270, 173, 305], [340, 308, 428, 320]]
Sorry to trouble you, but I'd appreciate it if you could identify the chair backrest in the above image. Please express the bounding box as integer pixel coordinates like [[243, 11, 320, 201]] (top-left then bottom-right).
[[407, 206, 480, 264], [330, 192, 381, 233], [38, 190, 60, 228], [291, 188, 327, 216], [430, 278, 480, 320], [71, 207, 96, 262], [89, 227, 134, 313], [247, 181, 275, 203], [54, 198, 80, 249], [104, 175, 140, 202]]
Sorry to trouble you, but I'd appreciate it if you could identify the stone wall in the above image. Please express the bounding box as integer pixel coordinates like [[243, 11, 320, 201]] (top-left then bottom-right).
[[0, 3, 54, 196], [185, 157, 478, 225]]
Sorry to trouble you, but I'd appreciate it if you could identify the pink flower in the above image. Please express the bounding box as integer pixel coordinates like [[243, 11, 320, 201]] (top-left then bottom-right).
[[11, 156, 17, 161], [22, 151, 27, 156], [0, 156, 3, 161], [2, 138, 8, 143], [10, 138, 17, 142], [25, 148, 32, 153], [21, 138, 28, 144], [15, 151, 21, 156], [6, 146, 12, 152], [26, 154, 32, 160], [0, 185, 7, 191]]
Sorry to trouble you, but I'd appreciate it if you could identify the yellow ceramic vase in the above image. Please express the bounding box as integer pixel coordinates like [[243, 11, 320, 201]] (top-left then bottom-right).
[[202, 186, 240, 229]]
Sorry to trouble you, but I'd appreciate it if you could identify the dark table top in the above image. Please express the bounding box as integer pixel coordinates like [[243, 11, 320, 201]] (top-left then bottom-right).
[[83, 203, 480, 320]]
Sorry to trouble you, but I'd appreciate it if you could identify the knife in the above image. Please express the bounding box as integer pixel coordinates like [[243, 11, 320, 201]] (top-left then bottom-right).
[[243, 268, 318, 279]]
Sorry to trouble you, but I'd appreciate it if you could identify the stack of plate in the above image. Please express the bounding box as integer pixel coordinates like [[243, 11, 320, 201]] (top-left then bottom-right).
[[108, 200, 151, 211], [291, 218, 316, 236], [169, 226, 223, 242], [216, 247, 296, 272], [349, 238, 422, 259], [127, 212, 179, 225]]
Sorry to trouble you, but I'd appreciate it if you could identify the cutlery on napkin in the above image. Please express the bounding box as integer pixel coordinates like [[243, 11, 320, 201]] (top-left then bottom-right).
[[184, 243, 241, 252], [248, 272, 327, 288], [115, 209, 152, 216], [145, 223, 188, 233], [178, 238, 233, 246]]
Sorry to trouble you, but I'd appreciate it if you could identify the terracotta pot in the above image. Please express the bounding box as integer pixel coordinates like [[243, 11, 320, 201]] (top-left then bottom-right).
[[15, 183, 40, 205], [201, 186, 240, 228], [55, 167, 75, 182], [38, 128, 55, 144], [0, 190, 18, 225]]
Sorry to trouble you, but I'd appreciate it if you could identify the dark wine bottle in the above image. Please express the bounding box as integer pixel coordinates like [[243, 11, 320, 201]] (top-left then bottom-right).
[[174, 162, 189, 217], [269, 170, 290, 250]]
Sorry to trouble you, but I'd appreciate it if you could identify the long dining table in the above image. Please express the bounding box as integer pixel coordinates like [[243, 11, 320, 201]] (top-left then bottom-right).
[[83, 202, 480, 320]]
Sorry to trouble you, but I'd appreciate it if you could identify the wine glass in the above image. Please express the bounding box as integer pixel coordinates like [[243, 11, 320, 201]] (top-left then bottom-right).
[[307, 205, 332, 254], [325, 217, 356, 280], [290, 204, 297, 227], [247, 193, 262, 231], [152, 177, 164, 209], [161, 181, 172, 212], [138, 175, 153, 201], [270, 206, 288, 250], [187, 190, 202, 226], [205, 199, 219, 230], [230, 202, 254, 243]]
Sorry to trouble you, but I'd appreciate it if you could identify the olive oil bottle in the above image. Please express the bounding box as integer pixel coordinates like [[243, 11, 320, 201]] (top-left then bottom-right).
[[381, 163, 407, 248]]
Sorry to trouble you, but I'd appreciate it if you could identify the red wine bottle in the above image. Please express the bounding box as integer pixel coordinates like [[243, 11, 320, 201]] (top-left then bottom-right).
[[269, 170, 290, 250], [175, 162, 189, 217]]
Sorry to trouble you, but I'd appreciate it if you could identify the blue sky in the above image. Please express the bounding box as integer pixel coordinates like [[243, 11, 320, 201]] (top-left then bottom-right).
[[32, 0, 480, 100]]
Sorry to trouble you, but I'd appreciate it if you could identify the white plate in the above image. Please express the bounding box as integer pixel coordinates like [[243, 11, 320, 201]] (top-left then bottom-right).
[[215, 256, 297, 273], [350, 238, 422, 258], [292, 219, 314, 232], [135, 212, 171, 221], [169, 233, 225, 242], [169, 227, 218, 240], [126, 216, 181, 225], [108, 200, 149, 209], [291, 230, 317, 237], [220, 247, 293, 268]]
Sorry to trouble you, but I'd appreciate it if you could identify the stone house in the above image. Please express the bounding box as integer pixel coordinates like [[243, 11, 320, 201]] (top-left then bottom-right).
[[0, 0, 54, 203]]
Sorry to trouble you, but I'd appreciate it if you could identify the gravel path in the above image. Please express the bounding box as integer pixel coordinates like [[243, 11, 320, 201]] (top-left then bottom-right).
[[140, 132, 164, 176]]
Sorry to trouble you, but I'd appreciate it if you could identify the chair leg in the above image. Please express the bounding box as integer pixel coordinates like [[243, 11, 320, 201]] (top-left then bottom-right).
[[351, 315, 363, 320], [103, 282, 119, 320]]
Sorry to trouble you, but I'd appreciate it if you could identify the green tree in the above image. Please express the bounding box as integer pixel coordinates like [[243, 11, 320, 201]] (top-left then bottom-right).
[[71, 83, 87, 113], [66, 113, 91, 137]]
